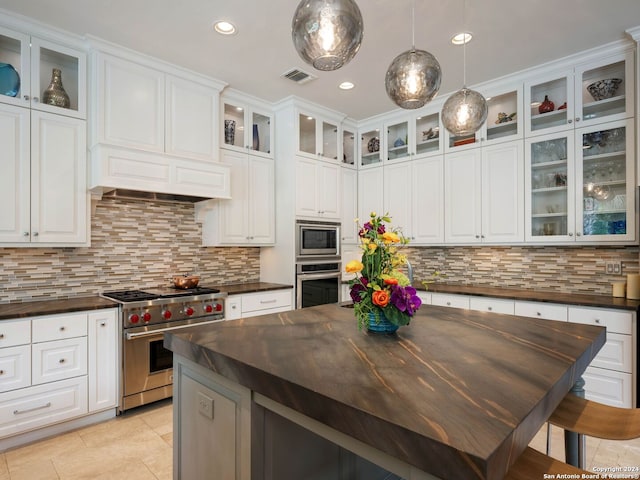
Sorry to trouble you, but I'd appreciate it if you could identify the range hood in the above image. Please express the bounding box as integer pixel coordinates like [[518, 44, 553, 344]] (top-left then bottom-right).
[[101, 189, 211, 204]]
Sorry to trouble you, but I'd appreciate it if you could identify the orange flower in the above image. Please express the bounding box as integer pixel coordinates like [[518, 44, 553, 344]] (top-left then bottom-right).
[[383, 278, 398, 285], [345, 260, 364, 273], [372, 290, 390, 307]]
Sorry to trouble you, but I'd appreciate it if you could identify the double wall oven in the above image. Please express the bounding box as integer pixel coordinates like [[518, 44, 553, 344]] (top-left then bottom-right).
[[102, 287, 226, 413], [295, 220, 342, 309]]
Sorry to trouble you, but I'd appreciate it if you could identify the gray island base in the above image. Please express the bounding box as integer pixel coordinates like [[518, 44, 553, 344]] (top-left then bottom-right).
[[165, 303, 606, 480]]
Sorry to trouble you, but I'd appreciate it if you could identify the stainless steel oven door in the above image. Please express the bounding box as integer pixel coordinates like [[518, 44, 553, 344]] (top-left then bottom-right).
[[296, 271, 341, 309], [121, 316, 223, 411]]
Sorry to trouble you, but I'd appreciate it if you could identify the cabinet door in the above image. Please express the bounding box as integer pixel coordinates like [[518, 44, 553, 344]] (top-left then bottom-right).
[[32, 337, 87, 385], [295, 157, 319, 217], [412, 155, 444, 244], [414, 111, 442, 158], [219, 149, 250, 243], [481, 141, 524, 243], [524, 69, 574, 136], [0, 26, 30, 109], [248, 156, 275, 243], [385, 119, 409, 162], [88, 309, 118, 412], [0, 345, 31, 393], [31, 111, 87, 244], [321, 119, 338, 160], [357, 167, 383, 221], [318, 162, 340, 218], [340, 168, 359, 243], [444, 149, 482, 243], [97, 53, 164, 151], [0, 104, 30, 243], [525, 132, 575, 242], [484, 84, 522, 144], [166, 75, 218, 161], [383, 162, 412, 237]]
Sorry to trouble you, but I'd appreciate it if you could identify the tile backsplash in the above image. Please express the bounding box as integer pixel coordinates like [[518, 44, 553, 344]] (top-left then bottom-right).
[[0, 198, 261, 303], [406, 245, 639, 296]]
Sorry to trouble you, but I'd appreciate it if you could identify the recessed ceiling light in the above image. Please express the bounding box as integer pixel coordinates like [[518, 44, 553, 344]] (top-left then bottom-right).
[[451, 32, 472, 45], [214, 21, 237, 35], [339, 81, 355, 90]]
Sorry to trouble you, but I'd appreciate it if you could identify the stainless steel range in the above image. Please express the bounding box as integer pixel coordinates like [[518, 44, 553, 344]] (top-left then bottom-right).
[[102, 287, 227, 413]]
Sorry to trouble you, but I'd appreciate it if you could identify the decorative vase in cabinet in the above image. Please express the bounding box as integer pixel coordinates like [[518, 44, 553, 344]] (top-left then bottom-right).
[[42, 68, 70, 108], [538, 95, 554, 114]]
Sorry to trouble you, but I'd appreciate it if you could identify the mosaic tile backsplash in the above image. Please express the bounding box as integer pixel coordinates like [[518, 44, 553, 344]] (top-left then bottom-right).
[[0, 198, 261, 303], [406, 245, 639, 296]]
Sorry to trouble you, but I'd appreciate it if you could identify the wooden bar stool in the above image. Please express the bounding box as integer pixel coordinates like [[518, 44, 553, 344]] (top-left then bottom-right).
[[504, 447, 588, 480]]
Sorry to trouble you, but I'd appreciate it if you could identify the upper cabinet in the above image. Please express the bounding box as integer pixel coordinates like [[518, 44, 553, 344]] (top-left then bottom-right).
[[413, 110, 443, 158], [296, 107, 343, 162], [342, 120, 357, 168], [524, 51, 634, 137], [359, 121, 383, 168], [222, 91, 273, 159], [385, 118, 410, 162], [0, 25, 86, 119]]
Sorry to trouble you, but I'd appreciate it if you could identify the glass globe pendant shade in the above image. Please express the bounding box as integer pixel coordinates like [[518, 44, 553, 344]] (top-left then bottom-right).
[[291, 0, 364, 71], [385, 48, 442, 109], [441, 87, 488, 136]]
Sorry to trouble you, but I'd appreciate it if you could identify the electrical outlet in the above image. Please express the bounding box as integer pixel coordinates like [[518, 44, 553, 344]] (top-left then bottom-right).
[[605, 261, 623, 275], [197, 392, 214, 420]]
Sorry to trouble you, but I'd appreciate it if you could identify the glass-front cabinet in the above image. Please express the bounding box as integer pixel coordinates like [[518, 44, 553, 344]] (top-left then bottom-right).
[[526, 118, 634, 243], [297, 110, 340, 161], [359, 123, 382, 167], [0, 25, 86, 118], [385, 119, 409, 161], [222, 97, 273, 158], [414, 111, 442, 157], [342, 121, 356, 167], [525, 70, 573, 136]]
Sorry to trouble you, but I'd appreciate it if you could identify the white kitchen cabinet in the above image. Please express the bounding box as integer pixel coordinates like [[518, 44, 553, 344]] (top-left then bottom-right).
[[525, 118, 634, 243], [469, 297, 515, 315], [513, 301, 568, 322], [0, 25, 86, 119], [224, 289, 294, 320], [297, 108, 342, 162], [412, 109, 443, 158], [384, 118, 410, 162], [0, 105, 88, 246], [358, 166, 383, 222], [359, 122, 383, 167], [222, 91, 273, 159], [342, 121, 357, 168], [199, 149, 274, 246], [431, 293, 470, 309], [94, 51, 222, 161], [88, 309, 118, 413], [340, 167, 359, 244], [0, 345, 30, 393], [444, 141, 524, 244], [295, 157, 341, 219], [524, 50, 634, 137]]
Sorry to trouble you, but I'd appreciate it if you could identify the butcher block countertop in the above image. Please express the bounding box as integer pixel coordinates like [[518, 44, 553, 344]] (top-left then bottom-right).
[[165, 302, 605, 479]]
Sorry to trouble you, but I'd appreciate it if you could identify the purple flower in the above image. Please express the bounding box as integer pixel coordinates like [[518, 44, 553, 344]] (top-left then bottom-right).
[[350, 277, 369, 303], [390, 285, 422, 316], [376, 224, 386, 234]]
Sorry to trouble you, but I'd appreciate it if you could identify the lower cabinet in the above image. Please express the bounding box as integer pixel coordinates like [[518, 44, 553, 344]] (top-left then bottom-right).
[[0, 308, 118, 442], [225, 289, 293, 320]]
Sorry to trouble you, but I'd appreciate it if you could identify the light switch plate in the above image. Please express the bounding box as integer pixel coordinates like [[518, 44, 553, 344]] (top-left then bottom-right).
[[197, 392, 214, 420]]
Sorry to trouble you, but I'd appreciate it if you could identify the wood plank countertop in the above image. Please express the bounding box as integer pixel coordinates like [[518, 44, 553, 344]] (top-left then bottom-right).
[[165, 302, 606, 480]]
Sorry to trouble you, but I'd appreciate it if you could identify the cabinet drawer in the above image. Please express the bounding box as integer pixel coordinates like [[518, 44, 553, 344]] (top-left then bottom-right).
[[32, 337, 87, 385], [242, 290, 292, 314], [590, 332, 632, 373], [514, 301, 567, 322], [583, 366, 632, 408], [32, 312, 87, 343], [431, 293, 469, 309], [0, 376, 88, 438], [469, 297, 514, 315], [416, 292, 432, 305], [568, 307, 633, 335], [0, 319, 30, 348], [0, 345, 30, 393]]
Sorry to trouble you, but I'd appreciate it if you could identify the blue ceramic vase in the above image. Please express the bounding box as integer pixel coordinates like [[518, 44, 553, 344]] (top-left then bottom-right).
[[367, 311, 399, 334]]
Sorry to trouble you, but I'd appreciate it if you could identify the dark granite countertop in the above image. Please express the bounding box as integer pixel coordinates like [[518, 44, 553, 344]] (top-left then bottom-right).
[[417, 282, 640, 312], [213, 282, 293, 296], [165, 302, 605, 480], [0, 296, 118, 320]]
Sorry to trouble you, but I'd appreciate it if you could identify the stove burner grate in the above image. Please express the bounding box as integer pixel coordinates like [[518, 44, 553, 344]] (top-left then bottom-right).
[[102, 290, 158, 302]]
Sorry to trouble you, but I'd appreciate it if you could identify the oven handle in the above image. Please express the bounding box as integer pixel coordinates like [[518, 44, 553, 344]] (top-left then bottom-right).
[[296, 271, 342, 281], [125, 318, 224, 340]]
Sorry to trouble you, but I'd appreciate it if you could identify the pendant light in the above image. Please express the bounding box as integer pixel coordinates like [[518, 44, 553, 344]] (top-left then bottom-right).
[[441, 0, 487, 136], [291, 0, 364, 71], [384, 0, 441, 109]]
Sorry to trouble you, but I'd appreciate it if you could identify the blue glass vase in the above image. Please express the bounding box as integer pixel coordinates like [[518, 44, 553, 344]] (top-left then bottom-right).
[[0, 62, 20, 97], [367, 311, 399, 334]]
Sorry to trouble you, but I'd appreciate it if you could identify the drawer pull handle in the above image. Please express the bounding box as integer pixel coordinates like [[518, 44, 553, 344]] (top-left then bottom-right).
[[60, 327, 65, 331], [59, 358, 66, 364], [100, 322, 106, 327], [260, 299, 278, 304], [446, 302, 451, 306], [536, 312, 541, 316], [0, 370, 4, 375], [595, 319, 601, 324], [488, 307, 492, 311], [0, 334, 4, 339], [14, 402, 51, 415]]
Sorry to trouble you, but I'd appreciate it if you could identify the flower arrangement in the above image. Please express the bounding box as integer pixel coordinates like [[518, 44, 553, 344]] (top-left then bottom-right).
[[345, 212, 422, 331]]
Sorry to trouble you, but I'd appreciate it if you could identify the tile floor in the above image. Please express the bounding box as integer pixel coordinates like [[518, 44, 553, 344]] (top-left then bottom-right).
[[1, 399, 639, 479], [0, 399, 173, 480]]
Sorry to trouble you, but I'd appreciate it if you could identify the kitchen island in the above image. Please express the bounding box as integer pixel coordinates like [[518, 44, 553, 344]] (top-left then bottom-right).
[[165, 303, 606, 480]]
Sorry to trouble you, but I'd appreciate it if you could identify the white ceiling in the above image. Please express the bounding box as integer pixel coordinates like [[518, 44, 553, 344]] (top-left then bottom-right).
[[2, 0, 640, 120]]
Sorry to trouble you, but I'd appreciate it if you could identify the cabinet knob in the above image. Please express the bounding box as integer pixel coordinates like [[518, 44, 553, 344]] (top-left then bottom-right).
[[576, 232, 582, 237], [0, 334, 3, 339], [595, 318, 601, 324], [33, 97, 39, 103], [33, 232, 39, 237], [23, 232, 29, 237], [100, 322, 106, 327], [231, 304, 237, 309], [568, 119, 573, 124], [475, 235, 480, 239], [23, 95, 30, 101], [59, 326, 65, 331], [446, 302, 451, 306], [575, 117, 581, 122], [536, 312, 542, 316], [488, 307, 493, 311], [59, 358, 66, 364], [0, 370, 4, 375], [568, 232, 573, 237]]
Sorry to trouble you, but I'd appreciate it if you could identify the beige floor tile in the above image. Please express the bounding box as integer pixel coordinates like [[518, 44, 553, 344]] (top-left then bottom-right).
[[142, 447, 173, 480], [139, 404, 173, 437], [5, 432, 85, 470], [77, 416, 148, 448], [161, 431, 173, 448], [60, 460, 158, 480], [0, 454, 7, 476], [8, 458, 59, 480]]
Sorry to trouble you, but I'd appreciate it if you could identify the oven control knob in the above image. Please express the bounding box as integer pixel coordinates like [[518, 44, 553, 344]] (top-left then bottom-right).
[[215, 303, 223, 312], [162, 309, 172, 320], [142, 312, 151, 322], [204, 304, 213, 313], [185, 307, 194, 316], [129, 314, 140, 324]]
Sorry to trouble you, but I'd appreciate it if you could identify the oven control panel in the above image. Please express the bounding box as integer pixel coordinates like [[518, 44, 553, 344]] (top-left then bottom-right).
[[122, 300, 224, 327]]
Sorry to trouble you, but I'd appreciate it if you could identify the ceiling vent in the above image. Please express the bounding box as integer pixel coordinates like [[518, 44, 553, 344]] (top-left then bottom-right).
[[282, 68, 316, 85]]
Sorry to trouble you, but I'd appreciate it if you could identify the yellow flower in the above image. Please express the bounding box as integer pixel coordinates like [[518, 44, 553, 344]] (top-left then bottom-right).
[[345, 260, 364, 273], [368, 243, 378, 253], [382, 232, 400, 244]]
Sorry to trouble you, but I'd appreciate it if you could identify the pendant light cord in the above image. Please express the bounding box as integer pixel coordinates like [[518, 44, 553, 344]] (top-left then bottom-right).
[[411, 0, 415, 50], [462, 0, 467, 87]]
